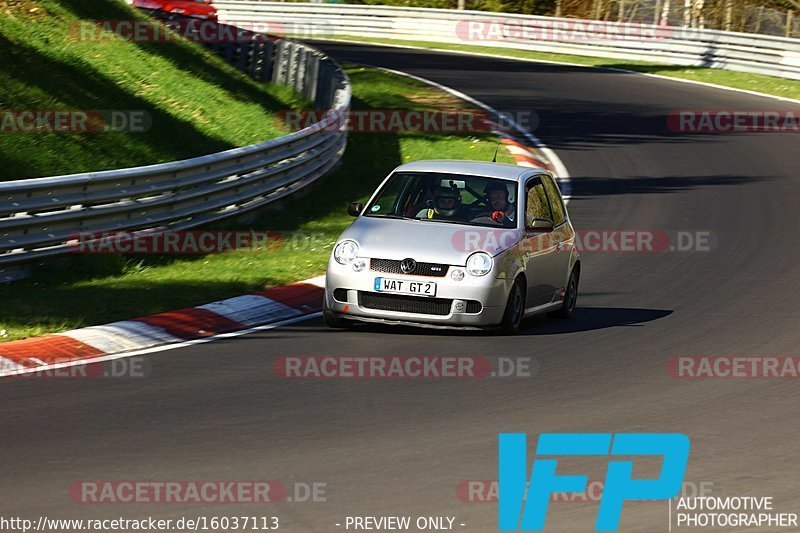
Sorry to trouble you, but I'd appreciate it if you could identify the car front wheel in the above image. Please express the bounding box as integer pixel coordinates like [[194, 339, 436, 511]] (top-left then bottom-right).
[[499, 278, 525, 334]]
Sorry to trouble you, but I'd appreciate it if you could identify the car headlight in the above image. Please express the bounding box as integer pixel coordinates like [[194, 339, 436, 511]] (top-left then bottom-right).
[[465, 252, 493, 276], [333, 240, 359, 265]]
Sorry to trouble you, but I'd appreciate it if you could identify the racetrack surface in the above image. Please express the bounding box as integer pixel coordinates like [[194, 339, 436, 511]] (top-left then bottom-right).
[[2, 45, 799, 532]]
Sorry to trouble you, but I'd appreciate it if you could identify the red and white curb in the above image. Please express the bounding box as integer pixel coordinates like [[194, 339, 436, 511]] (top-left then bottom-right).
[[502, 138, 554, 171], [501, 138, 571, 201], [0, 276, 325, 378]]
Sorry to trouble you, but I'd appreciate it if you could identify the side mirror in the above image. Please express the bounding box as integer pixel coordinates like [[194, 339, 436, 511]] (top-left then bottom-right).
[[347, 202, 363, 217], [526, 217, 554, 232]]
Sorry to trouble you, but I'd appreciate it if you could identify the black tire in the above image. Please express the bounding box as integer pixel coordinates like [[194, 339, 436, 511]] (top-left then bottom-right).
[[500, 278, 526, 334], [550, 267, 579, 319], [323, 296, 353, 329]]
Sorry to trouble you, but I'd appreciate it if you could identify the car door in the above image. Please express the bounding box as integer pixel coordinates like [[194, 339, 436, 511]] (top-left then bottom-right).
[[522, 175, 563, 308], [541, 174, 575, 292]]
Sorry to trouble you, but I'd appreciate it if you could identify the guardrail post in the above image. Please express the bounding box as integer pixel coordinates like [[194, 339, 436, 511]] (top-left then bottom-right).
[[249, 40, 264, 79], [294, 47, 309, 95], [224, 40, 235, 64], [272, 40, 289, 84], [314, 60, 332, 109], [286, 42, 300, 91], [237, 41, 251, 72], [304, 54, 320, 103], [261, 39, 275, 83]]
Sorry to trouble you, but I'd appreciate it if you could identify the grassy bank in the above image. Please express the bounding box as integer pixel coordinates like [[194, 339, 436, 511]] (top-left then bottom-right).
[[0, 66, 516, 342], [330, 36, 800, 101], [0, 0, 306, 181]]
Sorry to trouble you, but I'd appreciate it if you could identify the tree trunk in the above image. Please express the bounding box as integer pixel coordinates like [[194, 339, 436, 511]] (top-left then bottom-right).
[[723, 0, 733, 30], [694, 0, 705, 28], [754, 5, 764, 33], [593, 0, 603, 20], [660, 0, 671, 26]]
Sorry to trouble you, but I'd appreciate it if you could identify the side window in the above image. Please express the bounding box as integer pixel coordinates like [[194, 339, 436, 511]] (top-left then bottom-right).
[[542, 175, 566, 227], [525, 178, 553, 224]]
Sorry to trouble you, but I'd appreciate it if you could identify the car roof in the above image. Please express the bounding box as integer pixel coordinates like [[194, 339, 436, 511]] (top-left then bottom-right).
[[393, 160, 546, 182]]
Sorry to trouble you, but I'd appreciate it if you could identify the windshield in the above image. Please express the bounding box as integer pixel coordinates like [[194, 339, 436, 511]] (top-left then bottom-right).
[[365, 171, 518, 228]]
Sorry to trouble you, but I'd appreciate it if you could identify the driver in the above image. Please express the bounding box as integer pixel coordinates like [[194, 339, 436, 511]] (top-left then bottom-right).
[[483, 182, 516, 227], [418, 186, 464, 220]]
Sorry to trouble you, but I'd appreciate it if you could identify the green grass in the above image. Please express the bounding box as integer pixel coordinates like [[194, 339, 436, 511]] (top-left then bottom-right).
[[0, 65, 516, 342], [330, 36, 800, 101], [0, 0, 307, 180]]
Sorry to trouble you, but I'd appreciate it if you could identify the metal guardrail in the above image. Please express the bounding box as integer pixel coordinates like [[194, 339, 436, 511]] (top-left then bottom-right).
[[0, 20, 350, 273], [212, 1, 800, 80]]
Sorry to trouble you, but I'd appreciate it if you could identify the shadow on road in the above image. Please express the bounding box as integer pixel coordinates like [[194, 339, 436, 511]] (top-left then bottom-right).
[[519, 306, 672, 334], [286, 306, 672, 337]]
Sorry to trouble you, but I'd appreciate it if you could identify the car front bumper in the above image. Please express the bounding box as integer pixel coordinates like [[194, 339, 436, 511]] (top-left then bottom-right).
[[325, 258, 512, 327]]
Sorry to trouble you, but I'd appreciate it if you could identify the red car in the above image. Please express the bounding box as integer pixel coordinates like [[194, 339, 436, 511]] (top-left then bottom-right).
[[133, 0, 218, 21]]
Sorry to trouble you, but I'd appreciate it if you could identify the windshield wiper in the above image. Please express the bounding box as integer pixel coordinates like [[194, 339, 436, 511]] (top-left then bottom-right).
[[418, 218, 516, 228], [364, 213, 415, 220], [417, 218, 468, 225]]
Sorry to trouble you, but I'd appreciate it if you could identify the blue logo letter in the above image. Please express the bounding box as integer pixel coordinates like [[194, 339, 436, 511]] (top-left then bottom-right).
[[498, 433, 689, 531]]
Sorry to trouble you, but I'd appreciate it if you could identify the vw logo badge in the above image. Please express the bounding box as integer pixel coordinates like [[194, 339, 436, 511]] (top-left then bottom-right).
[[400, 258, 417, 274]]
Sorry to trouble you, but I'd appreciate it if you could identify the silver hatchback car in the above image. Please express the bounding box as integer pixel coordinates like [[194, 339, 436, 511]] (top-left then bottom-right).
[[324, 161, 580, 333]]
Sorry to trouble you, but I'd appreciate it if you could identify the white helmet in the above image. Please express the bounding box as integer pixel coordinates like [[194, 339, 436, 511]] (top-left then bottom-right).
[[434, 186, 462, 217]]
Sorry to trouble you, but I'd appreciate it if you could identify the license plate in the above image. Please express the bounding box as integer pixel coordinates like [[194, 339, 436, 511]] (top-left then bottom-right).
[[374, 277, 437, 297]]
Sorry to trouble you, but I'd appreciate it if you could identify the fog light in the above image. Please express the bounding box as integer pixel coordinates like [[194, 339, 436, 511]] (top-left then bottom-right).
[[352, 259, 366, 272], [451, 268, 465, 281]]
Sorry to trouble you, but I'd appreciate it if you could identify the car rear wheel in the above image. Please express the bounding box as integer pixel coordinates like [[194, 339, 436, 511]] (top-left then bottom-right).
[[500, 278, 525, 334], [550, 267, 579, 319], [323, 296, 353, 329]]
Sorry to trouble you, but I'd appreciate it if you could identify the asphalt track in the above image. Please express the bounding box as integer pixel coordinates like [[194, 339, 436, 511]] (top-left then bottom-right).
[[2, 44, 799, 532]]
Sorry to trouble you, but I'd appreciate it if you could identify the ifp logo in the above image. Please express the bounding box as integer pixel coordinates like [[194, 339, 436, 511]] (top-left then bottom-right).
[[498, 433, 690, 531]]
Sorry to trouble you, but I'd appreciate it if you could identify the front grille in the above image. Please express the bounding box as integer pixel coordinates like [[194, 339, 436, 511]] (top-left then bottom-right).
[[370, 258, 448, 277], [359, 292, 453, 316]]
